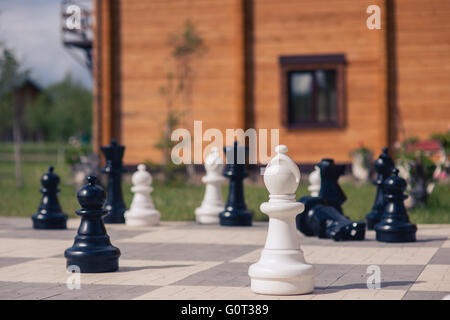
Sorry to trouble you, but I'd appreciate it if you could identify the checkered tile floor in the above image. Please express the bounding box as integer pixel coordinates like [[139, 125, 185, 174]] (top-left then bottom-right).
[[0, 217, 449, 300]]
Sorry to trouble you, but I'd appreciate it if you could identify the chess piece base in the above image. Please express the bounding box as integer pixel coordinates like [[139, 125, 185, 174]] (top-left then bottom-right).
[[375, 222, 417, 242], [249, 249, 315, 295], [195, 205, 222, 224], [219, 209, 253, 227], [32, 212, 67, 229], [103, 209, 126, 224], [65, 247, 120, 273], [365, 210, 383, 230], [125, 209, 160, 226]]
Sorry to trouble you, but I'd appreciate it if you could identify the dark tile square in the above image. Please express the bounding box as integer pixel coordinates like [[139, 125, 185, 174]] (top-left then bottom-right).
[[315, 264, 424, 291], [0, 257, 37, 268], [429, 248, 450, 265], [173, 262, 251, 287], [119, 242, 260, 261], [402, 291, 450, 300], [0, 281, 159, 300]]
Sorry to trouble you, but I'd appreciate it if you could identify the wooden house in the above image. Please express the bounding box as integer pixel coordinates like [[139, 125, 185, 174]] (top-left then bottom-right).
[[92, 0, 450, 165]]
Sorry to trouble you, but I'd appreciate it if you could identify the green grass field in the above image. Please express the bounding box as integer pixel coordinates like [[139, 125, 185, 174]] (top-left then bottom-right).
[[1, 143, 449, 223]]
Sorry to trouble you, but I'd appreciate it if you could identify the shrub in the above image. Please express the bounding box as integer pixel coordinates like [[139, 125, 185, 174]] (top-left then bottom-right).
[[64, 144, 91, 165]]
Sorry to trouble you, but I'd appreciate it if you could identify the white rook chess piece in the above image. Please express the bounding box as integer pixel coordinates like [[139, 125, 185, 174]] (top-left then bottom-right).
[[248, 145, 315, 295], [195, 147, 225, 224], [124, 164, 160, 226], [308, 165, 321, 197]]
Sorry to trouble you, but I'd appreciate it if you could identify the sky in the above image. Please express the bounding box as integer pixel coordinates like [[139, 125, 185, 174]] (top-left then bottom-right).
[[0, 0, 92, 88]]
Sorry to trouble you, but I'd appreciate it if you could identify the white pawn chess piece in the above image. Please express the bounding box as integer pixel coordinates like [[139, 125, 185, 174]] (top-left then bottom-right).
[[195, 147, 225, 224], [308, 165, 321, 197], [124, 164, 160, 226], [248, 145, 315, 295]]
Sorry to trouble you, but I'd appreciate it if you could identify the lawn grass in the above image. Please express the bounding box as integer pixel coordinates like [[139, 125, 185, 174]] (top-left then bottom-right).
[[0, 158, 270, 221], [0, 160, 79, 218], [0, 142, 63, 155], [1, 152, 449, 224]]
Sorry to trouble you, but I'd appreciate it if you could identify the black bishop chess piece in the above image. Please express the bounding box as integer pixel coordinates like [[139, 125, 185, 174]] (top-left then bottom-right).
[[296, 159, 366, 241], [65, 176, 121, 273], [102, 139, 127, 224], [32, 166, 68, 229], [375, 168, 417, 242], [219, 141, 253, 226], [365, 148, 395, 230]]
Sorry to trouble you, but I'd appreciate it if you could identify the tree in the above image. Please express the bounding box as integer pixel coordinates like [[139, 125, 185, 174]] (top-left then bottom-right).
[[157, 20, 206, 182], [0, 46, 30, 187], [25, 73, 92, 143]]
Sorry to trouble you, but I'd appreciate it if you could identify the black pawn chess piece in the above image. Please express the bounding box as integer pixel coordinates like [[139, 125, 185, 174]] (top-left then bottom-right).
[[102, 139, 127, 224], [317, 158, 347, 214], [65, 176, 121, 273], [375, 169, 417, 242], [31, 166, 68, 229], [219, 141, 253, 226], [365, 148, 395, 229]]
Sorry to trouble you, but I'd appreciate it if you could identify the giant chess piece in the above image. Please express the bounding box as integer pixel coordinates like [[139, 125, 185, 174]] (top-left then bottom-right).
[[249, 145, 314, 295], [365, 148, 395, 229], [308, 165, 321, 197], [219, 141, 253, 226], [195, 147, 225, 224], [296, 159, 365, 241], [32, 166, 68, 229], [375, 169, 417, 242], [65, 176, 121, 273], [124, 164, 160, 226], [293, 165, 322, 237], [317, 158, 347, 214], [297, 200, 366, 241], [102, 139, 127, 224]]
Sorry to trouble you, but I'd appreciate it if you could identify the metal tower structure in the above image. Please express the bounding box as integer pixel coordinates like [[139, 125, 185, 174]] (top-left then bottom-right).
[[61, 0, 93, 73]]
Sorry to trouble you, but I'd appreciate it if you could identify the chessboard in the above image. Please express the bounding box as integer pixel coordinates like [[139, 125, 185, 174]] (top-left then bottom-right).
[[0, 217, 449, 300]]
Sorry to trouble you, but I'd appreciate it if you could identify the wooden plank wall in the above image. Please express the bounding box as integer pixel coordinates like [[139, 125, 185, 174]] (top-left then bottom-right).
[[92, 0, 101, 154], [394, 0, 450, 143], [252, 0, 389, 163], [94, 0, 450, 165], [93, 0, 111, 155], [93, 0, 122, 154], [119, 0, 245, 164]]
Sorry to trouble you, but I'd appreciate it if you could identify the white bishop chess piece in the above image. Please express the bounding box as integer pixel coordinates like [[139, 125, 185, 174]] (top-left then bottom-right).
[[248, 145, 315, 295], [308, 165, 321, 197], [124, 164, 160, 226], [195, 147, 225, 224]]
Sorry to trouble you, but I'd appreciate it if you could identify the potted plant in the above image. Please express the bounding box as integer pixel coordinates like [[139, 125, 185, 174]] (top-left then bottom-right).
[[65, 138, 99, 190], [350, 142, 373, 183], [395, 137, 437, 208]]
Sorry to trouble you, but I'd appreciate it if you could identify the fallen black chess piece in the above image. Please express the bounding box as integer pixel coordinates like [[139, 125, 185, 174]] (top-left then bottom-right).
[[296, 158, 366, 241], [297, 196, 366, 241]]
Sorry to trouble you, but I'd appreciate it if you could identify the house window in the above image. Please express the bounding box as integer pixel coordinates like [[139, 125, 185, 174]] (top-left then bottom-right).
[[280, 54, 346, 128]]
